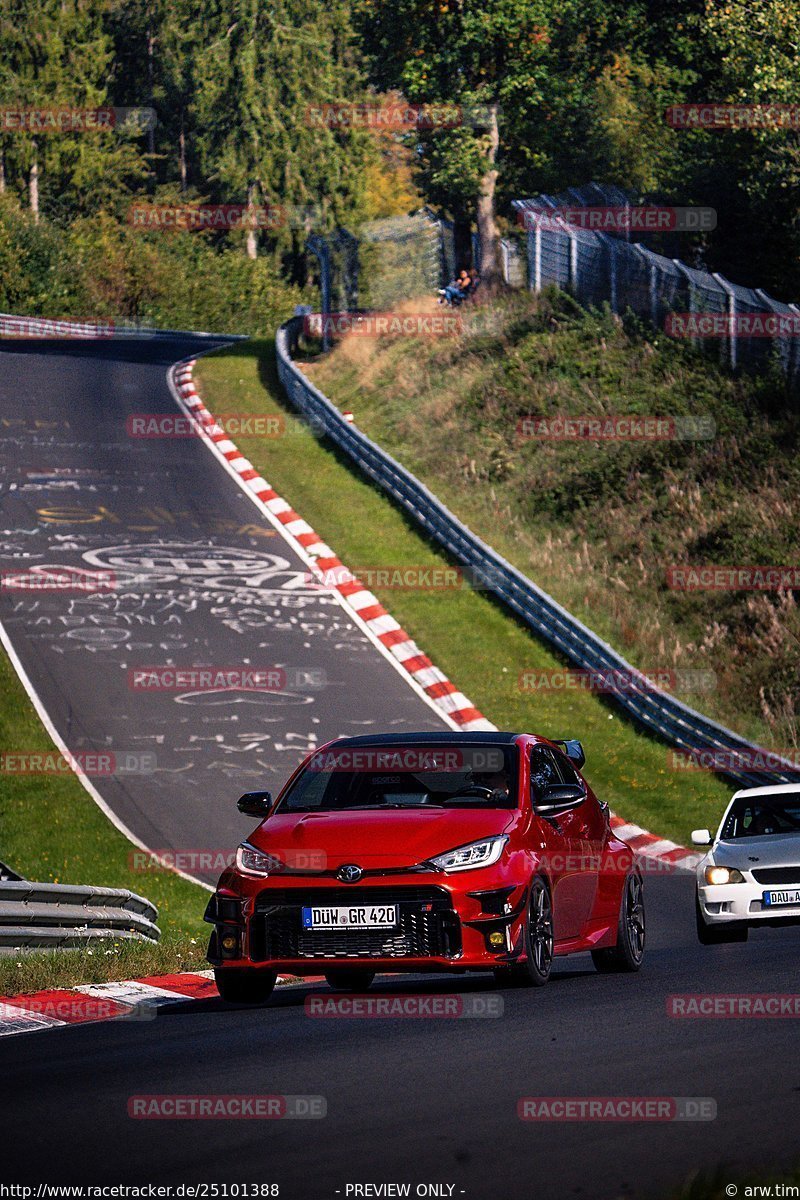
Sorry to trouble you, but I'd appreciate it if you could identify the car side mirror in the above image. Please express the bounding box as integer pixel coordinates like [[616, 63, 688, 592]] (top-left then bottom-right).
[[536, 782, 585, 814], [237, 790, 273, 817], [691, 828, 712, 846]]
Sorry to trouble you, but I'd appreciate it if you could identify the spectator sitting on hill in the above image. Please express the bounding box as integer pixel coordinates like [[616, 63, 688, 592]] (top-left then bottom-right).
[[438, 268, 471, 305]]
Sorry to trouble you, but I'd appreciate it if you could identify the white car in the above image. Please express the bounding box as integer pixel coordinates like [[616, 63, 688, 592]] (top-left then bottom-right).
[[692, 783, 800, 944]]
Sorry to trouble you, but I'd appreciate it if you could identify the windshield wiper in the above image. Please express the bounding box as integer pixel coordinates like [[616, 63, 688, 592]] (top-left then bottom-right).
[[343, 802, 444, 810]]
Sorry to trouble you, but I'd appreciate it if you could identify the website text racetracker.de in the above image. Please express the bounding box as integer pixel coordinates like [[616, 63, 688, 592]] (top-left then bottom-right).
[[0, 1189, 280, 1199]]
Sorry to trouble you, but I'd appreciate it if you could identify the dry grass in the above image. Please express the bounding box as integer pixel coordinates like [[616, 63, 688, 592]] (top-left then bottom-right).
[[305, 289, 800, 750]]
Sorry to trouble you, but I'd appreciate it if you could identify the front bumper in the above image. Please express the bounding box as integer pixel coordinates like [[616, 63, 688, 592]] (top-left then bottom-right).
[[206, 871, 530, 973], [698, 876, 800, 927]]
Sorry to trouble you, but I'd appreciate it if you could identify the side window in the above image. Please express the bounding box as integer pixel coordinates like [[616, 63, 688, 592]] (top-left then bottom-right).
[[552, 750, 585, 791], [529, 747, 561, 805]]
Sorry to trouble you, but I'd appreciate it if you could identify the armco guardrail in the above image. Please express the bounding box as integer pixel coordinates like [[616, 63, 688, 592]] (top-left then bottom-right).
[[0, 880, 160, 952], [276, 316, 800, 790]]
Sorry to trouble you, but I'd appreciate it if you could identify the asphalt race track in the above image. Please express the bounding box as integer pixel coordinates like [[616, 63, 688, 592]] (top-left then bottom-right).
[[4, 873, 800, 1197], [0, 335, 446, 881], [2, 336, 799, 1197]]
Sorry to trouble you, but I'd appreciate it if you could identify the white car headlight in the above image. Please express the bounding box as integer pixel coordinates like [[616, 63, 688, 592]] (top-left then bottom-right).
[[236, 842, 283, 876], [428, 836, 508, 873], [704, 865, 745, 886]]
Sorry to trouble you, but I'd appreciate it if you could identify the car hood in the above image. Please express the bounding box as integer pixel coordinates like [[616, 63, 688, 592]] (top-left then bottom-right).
[[713, 833, 800, 869], [249, 807, 516, 871]]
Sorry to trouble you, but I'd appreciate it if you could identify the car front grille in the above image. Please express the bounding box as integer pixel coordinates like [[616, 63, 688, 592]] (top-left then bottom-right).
[[751, 867, 800, 885], [250, 885, 461, 961]]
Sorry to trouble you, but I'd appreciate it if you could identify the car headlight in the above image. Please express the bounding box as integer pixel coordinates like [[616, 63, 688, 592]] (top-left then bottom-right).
[[235, 842, 283, 876], [427, 836, 508, 873], [704, 865, 745, 885]]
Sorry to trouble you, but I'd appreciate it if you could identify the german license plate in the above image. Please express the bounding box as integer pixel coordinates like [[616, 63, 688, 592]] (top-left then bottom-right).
[[763, 889, 800, 907], [301, 904, 398, 929]]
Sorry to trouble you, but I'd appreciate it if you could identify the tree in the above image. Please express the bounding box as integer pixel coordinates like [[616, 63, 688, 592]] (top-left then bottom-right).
[[193, 0, 372, 260], [0, 0, 147, 220], [355, 0, 559, 287]]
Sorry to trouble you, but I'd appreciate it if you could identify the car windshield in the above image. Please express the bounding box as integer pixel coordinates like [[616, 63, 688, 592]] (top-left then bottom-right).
[[721, 793, 800, 839], [278, 743, 518, 813]]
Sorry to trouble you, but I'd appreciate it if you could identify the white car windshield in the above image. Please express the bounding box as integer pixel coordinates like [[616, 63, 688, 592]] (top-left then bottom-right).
[[721, 793, 800, 839]]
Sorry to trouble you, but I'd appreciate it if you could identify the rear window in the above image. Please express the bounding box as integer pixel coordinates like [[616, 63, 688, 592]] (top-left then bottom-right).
[[278, 743, 519, 812], [721, 793, 800, 839]]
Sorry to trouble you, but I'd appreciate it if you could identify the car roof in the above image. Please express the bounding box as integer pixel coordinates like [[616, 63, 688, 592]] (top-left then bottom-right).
[[324, 731, 521, 747], [731, 783, 800, 800]]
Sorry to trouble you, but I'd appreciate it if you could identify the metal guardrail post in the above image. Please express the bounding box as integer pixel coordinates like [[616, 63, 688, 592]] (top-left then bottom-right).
[[568, 229, 578, 292], [306, 234, 332, 352], [673, 261, 698, 349], [790, 304, 800, 387], [713, 273, 737, 370], [633, 245, 658, 328]]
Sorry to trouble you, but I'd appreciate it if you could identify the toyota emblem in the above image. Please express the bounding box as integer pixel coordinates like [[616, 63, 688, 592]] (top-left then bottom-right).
[[337, 863, 363, 883]]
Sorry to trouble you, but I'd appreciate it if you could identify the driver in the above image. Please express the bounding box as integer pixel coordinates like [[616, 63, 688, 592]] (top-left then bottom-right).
[[472, 768, 510, 801]]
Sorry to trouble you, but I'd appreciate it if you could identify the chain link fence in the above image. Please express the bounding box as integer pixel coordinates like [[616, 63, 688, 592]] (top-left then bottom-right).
[[304, 184, 800, 388], [511, 183, 800, 388], [353, 210, 447, 309]]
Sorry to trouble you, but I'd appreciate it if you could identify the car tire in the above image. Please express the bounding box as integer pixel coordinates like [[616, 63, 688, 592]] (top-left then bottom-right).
[[214, 967, 278, 1004], [592, 872, 646, 973], [494, 876, 553, 988], [324, 969, 376, 992], [695, 894, 748, 944]]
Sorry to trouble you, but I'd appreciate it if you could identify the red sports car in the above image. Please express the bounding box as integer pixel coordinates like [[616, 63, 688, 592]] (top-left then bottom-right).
[[206, 732, 645, 1002]]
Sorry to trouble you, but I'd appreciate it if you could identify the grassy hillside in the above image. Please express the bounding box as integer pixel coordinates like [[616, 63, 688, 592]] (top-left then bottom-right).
[[302, 290, 800, 755], [196, 340, 730, 844]]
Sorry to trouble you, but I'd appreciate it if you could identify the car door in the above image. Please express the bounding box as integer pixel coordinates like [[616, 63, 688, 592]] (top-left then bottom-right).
[[529, 745, 598, 940], [552, 747, 607, 919]]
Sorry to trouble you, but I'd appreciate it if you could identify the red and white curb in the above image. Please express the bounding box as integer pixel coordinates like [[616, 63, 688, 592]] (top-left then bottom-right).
[[0, 970, 317, 1038], [171, 360, 490, 732], [609, 815, 699, 872]]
